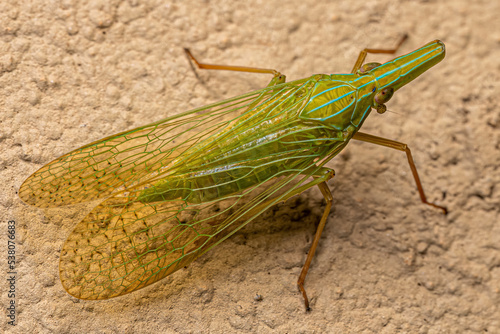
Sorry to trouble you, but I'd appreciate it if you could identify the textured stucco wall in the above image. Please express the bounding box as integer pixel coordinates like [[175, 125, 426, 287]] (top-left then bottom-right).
[[2, 0, 499, 333]]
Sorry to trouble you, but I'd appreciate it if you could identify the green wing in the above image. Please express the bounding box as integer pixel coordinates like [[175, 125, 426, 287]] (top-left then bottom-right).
[[19, 78, 307, 208], [59, 166, 325, 300], [20, 76, 343, 299]]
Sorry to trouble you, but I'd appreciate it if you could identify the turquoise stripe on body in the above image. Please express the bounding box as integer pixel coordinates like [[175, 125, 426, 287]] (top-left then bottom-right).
[[306, 90, 353, 116]]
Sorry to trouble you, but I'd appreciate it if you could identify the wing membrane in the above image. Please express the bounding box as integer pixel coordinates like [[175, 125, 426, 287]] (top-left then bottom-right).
[[19, 80, 306, 208], [59, 166, 321, 300], [20, 75, 337, 299]]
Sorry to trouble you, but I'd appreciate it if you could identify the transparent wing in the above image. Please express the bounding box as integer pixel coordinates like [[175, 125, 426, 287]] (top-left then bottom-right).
[[21, 74, 338, 299], [19, 79, 307, 208], [59, 163, 325, 300]]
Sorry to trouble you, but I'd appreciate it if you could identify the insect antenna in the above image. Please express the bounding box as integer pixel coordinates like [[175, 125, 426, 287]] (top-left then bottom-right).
[[385, 108, 402, 116]]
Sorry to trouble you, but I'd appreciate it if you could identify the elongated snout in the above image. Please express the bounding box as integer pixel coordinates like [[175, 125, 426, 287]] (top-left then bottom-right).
[[370, 40, 445, 91]]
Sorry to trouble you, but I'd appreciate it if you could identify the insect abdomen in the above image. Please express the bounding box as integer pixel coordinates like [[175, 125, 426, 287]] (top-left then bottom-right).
[[137, 162, 288, 204], [138, 125, 341, 204]]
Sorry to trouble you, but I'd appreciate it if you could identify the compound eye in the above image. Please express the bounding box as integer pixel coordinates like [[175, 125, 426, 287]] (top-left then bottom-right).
[[374, 87, 394, 105], [358, 62, 382, 75]]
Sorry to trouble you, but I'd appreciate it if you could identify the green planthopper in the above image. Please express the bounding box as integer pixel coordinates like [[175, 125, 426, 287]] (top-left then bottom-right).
[[19, 36, 447, 310]]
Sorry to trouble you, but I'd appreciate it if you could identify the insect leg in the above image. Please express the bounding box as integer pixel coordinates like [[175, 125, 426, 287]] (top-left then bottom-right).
[[351, 34, 408, 73], [353, 132, 447, 214], [297, 180, 333, 312], [262, 167, 337, 311], [232, 166, 335, 311], [184, 48, 284, 81]]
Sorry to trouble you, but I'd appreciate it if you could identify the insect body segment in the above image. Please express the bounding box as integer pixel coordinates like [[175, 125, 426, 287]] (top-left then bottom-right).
[[300, 40, 445, 137], [138, 77, 349, 205], [368, 40, 445, 91]]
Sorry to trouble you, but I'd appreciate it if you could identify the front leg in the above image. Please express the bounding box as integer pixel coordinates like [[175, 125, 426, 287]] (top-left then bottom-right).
[[353, 131, 447, 214]]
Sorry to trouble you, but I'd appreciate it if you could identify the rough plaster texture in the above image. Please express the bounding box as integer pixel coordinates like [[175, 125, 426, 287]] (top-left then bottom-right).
[[1, 0, 499, 333]]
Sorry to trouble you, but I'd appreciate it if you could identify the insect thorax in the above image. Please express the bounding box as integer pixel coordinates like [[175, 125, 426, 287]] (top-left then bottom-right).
[[299, 75, 375, 134]]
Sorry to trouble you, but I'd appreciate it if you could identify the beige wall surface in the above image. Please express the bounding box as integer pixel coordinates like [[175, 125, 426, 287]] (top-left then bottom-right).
[[1, 0, 499, 333]]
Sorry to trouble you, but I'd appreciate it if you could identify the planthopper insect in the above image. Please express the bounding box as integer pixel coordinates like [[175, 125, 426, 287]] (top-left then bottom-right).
[[19, 36, 447, 310]]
